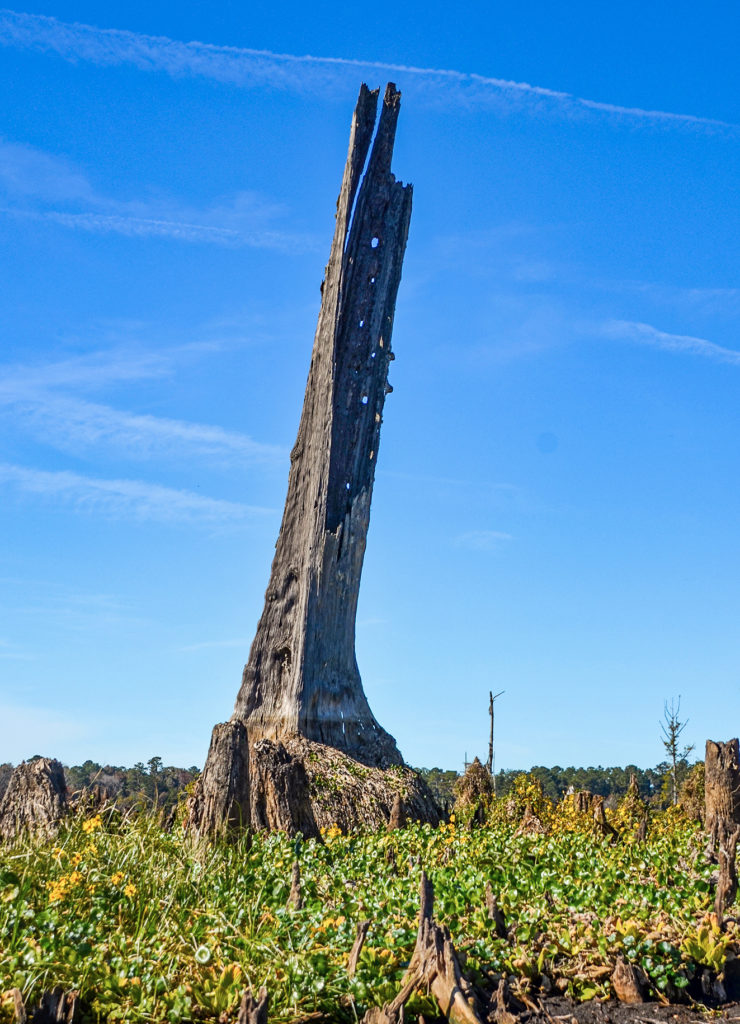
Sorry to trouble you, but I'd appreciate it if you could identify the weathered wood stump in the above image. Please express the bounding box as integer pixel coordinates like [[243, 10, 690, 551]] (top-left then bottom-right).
[[191, 83, 439, 836], [12, 986, 78, 1023], [187, 721, 251, 839], [236, 987, 268, 1024], [361, 873, 484, 1024], [706, 739, 740, 849], [388, 793, 406, 830], [0, 758, 68, 842], [611, 957, 647, 1004]]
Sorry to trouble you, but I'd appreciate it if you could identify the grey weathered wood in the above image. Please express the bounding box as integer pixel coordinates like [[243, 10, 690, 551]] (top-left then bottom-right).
[[12, 986, 78, 1024], [0, 758, 68, 842], [187, 721, 250, 839], [706, 739, 740, 848], [236, 987, 268, 1024], [362, 873, 484, 1024], [387, 793, 406, 830], [248, 739, 320, 838], [231, 83, 412, 768], [348, 920, 370, 978], [287, 858, 303, 910]]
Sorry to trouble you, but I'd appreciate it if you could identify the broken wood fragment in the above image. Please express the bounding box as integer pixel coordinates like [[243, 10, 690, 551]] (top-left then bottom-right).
[[287, 859, 303, 910], [362, 872, 484, 1024], [611, 956, 646, 1004], [236, 986, 268, 1024], [591, 797, 618, 842], [12, 986, 78, 1024], [490, 980, 518, 1024], [348, 920, 370, 978], [485, 882, 508, 941], [388, 793, 406, 830], [706, 739, 740, 850]]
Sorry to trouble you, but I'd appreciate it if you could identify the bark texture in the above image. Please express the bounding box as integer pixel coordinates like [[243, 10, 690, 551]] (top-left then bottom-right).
[[0, 758, 68, 842], [188, 732, 439, 837], [232, 83, 412, 768], [706, 739, 740, 847], [188, 721, 251, 839]]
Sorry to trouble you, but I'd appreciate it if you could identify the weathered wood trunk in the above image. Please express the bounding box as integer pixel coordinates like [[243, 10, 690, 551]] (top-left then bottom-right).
[[706, 739, 740, 848], [232, 83, 411, 768], [0, 758, 68, 841], [187, 721, 251, 839], [191, 84, 440, 837]]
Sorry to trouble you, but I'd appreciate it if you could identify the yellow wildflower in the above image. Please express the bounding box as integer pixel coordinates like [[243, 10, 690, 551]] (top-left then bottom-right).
[[52, 846, 64, 858], [111, 871, 125, 886], [124, 883, 137, 898], [82, 814, 103, 834], [70, 852, 83, 867]]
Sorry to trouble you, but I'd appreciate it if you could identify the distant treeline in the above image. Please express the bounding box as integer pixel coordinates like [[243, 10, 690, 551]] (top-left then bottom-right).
[[0, 757, 198, 811], [416, 760, 696, 810], [0, 756, 694, 814]]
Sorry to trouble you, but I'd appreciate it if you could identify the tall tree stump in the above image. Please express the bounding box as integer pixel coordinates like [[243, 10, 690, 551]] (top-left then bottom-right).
[[231, 82, 412, 768], [191, 83, 439, 837], [705, 739, 740, 848]]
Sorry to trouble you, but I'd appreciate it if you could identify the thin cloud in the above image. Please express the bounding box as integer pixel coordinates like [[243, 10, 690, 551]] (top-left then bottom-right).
[[0, 348, 172, 393], [7, 207, 315, 250], [0, 346, 285, 466], [603, 320, 740, 366], [0, 463, 275, 525], [455, 530, 513, 551], [0, 638, 34, 660], [0, 10, 735, 133], [0, 132, 314, 250], [0, 136, 94, 202], [2, 394, 286, 465]]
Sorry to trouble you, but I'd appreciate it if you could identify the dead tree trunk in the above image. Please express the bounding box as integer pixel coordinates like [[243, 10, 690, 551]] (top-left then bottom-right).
[[0, 758, 68, 842], [231, 82, 412, 768], [706, 739, 740, 849]]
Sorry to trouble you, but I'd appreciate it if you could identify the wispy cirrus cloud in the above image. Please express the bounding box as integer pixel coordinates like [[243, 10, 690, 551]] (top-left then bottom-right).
[[454, 530, 513, 551], [602, 319, 740, 366], [0, 9, 735, 133], [0, 346, 285, 467], [0, 463, 275, 525], [4, 394, 284, 465], [0, 134, 316, 250]]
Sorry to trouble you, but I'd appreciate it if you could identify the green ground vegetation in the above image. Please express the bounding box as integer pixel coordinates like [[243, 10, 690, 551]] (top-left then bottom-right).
[[0, 786, 731, 1023]]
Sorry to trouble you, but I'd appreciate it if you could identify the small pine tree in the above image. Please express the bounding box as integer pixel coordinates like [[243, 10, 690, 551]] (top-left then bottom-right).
[[661, 697, 694, 805]]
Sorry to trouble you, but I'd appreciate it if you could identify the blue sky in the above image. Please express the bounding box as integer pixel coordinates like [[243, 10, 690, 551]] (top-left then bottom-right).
[[1, 2, 739, 772]]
